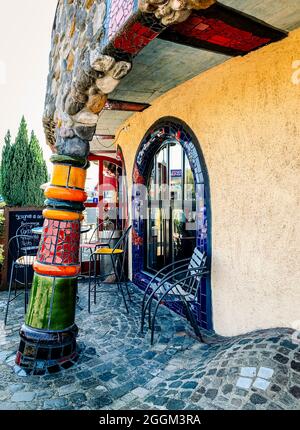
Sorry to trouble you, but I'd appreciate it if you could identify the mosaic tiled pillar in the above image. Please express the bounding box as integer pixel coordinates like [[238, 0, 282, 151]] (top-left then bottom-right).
[[15, 153, 88, 375]]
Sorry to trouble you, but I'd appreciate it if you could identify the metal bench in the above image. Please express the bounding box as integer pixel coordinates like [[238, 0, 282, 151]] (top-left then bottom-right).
[[141, 248, 209, 344]]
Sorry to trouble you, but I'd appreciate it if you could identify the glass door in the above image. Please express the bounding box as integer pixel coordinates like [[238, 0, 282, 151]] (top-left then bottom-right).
[[146, 141, 196, 273], [147, 145, 168, 270]]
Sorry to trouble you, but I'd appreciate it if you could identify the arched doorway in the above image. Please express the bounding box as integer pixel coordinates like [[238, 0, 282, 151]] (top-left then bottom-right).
[[132, 117, 212, 331]]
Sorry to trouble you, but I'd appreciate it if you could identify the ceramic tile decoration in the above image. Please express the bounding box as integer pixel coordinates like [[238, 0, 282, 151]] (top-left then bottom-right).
[[257, 367, 274, 380], [108, 0, 136, 41], [240, 367, 257, 378], [101, 1, 286, 64], [252, 378, 271, 391], [159, 3, 286, 56], [37, 219, 80, 266], [236, 377, 253, 390]]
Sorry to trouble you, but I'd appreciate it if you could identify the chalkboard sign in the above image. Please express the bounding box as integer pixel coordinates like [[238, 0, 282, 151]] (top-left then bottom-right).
[[1, 207, 44, 290]]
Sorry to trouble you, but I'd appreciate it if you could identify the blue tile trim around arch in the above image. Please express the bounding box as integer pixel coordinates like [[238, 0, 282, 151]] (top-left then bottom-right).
[[131, 118, 213, 331]]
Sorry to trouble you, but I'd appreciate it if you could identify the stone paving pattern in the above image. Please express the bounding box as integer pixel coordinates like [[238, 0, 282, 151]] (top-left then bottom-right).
[[0, 283, 299, 410]]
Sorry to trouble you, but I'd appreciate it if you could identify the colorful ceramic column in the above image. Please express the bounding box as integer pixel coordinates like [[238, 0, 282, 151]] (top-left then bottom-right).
[[15, 148, 89, 375]]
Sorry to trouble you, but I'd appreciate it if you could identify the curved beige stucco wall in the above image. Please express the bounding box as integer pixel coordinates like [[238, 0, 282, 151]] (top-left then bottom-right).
[[117, 29, 300, 336]]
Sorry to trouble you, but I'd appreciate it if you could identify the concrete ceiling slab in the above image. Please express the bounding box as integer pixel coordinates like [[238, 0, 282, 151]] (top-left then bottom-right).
[[109, 38, 229, 104], [221, 0, 300, 31], [93, 39, 229, 152]]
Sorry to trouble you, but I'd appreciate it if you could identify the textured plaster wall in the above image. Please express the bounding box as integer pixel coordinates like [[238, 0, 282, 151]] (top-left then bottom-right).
[[117, 29, 300, 336]]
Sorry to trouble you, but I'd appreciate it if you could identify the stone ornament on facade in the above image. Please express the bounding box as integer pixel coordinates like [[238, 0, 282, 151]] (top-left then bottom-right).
[[139, 0, 215, 26]]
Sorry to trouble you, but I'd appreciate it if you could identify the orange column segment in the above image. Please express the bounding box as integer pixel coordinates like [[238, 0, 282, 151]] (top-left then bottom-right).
[[43, 209, 84, 221], [44, 186, 87, 202], [51, 164, 87, 190]]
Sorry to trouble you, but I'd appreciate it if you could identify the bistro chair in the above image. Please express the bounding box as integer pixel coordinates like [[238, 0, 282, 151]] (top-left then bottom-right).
[[141, 248, 209, 344], [4, 234, 37, 326], [79, 220, 115, 278], [88, 225, 132, 314]]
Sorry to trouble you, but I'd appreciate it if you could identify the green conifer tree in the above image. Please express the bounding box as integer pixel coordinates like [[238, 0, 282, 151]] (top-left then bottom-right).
[[0, 130, 14, 205], [27, 131, 49, 206], [0, 117, 49, 207], [10, 116, 30, 206]]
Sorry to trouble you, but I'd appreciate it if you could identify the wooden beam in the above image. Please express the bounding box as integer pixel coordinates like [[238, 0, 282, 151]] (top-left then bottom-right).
[[94, 134, 115, 140], [89, 151, 116, 159], [104, 99, 150, 112]]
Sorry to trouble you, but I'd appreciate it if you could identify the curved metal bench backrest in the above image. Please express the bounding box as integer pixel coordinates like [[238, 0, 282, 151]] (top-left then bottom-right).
[[179, 248, 207, 298], [188, 248, 206, 273], [141, 247, 209, 340]]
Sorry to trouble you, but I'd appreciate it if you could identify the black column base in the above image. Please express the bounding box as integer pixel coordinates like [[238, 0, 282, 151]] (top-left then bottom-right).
[[15, 324, 79, 376]]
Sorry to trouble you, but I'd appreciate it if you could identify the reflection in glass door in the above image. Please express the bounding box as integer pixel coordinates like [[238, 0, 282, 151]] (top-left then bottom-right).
[[146, 141, 196, 272]]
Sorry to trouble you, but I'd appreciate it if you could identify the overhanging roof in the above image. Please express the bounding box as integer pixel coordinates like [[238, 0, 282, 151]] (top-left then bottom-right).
[[91, 0, 300, 153]]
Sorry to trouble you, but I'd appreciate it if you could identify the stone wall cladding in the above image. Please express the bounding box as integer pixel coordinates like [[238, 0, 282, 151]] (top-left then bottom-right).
[[44, 0, 114, 146], [43, 0, 215, 148]]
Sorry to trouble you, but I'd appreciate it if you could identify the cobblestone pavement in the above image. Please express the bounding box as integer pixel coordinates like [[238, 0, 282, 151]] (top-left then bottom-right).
[[0, 282, 299, 410]]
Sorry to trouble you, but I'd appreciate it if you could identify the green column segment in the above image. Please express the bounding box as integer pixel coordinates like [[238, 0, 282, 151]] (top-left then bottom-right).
[[25, 273, 77, 330]]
